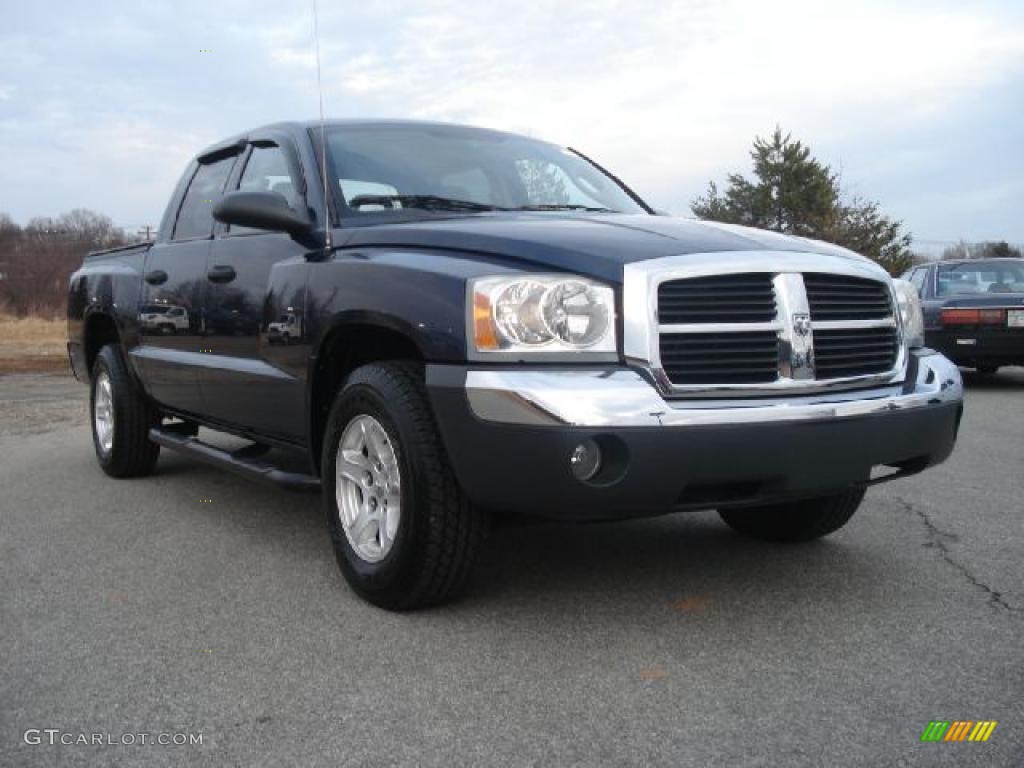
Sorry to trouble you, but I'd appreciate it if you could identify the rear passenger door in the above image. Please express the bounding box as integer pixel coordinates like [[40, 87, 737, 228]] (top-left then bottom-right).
[[137, 151, 239, 416], [199, 136, 311, 441]]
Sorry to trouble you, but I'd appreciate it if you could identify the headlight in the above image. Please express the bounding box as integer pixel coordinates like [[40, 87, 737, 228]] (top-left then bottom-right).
[[893, 278, 925, 349], [469, 275, 617, 358]]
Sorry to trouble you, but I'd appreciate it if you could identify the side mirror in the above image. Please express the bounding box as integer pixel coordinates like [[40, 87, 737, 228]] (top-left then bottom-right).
[[213, 191, 312, 236]]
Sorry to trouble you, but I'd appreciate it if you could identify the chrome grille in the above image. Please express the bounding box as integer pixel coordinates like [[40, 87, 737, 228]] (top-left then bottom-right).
[[657, 273, 775, 324], [630, 255, 905, 394], [814, 327, 899, 378], [805, 273, 893, 320], [659, 331, 779, 384]]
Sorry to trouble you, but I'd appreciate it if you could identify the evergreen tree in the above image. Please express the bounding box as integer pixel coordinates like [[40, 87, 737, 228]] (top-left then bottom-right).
[[692, 128, 914, 275]]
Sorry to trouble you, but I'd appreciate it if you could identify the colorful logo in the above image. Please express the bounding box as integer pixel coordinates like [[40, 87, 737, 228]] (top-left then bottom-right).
[[921, 721, 997, 742]]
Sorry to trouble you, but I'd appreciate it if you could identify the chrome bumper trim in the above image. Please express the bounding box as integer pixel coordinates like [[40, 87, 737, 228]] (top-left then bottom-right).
[[465, 352, 962, 428]]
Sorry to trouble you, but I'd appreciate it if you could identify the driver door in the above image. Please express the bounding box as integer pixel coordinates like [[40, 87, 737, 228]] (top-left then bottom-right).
[[198, 136, 311, 441]]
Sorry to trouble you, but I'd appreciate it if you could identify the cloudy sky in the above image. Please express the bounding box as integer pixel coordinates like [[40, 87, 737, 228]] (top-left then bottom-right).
[[2, 0, 1022, 251]]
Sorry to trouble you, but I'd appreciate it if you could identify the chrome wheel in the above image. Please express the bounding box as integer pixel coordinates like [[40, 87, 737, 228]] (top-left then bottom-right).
[[94, 371, 115, 455], [335, 414, 401, 563]]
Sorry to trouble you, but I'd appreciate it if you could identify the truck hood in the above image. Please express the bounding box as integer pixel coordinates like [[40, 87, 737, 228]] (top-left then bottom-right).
[[336, 213, 879, 283]]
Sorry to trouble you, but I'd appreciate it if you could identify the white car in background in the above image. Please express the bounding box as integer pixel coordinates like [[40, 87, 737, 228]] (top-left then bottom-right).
[[139, 304, 188, 335], [267, 312, 302, 343]]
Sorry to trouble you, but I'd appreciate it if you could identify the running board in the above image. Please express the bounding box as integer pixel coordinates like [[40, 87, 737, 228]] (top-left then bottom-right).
[[149, 426, 321, 493]]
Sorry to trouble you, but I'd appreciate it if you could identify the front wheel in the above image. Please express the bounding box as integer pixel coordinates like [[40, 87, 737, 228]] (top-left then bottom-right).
[[90, 344, 161, 477], [321, 362, 486, 609], [719, 488, 865, 542]]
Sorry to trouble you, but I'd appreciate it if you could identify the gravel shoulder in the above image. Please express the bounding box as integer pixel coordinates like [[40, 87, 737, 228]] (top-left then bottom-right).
[[0, 371, 87, 436]]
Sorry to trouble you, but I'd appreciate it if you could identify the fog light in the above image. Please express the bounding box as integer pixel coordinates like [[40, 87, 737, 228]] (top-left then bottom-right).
[[570, 439, 602, 481]]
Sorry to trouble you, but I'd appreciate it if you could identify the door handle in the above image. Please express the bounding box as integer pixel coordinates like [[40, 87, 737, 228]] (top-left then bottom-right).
[[207, 265, 237, 283], [144, 269, 168, 285]]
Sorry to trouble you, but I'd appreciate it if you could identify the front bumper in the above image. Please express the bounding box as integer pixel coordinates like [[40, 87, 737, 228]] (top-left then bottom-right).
[[426, 350, 963, 519]]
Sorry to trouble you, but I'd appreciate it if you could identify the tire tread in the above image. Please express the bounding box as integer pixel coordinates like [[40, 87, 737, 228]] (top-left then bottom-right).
[[92, 344, 160, 478]]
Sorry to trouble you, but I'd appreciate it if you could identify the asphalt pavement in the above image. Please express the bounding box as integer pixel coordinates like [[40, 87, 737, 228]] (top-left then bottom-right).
[[1, 370, 1022, 767]]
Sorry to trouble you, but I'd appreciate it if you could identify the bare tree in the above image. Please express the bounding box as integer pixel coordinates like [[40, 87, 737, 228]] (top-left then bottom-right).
[[0, 210, 131, 316], [941, 240, 1022, 260]]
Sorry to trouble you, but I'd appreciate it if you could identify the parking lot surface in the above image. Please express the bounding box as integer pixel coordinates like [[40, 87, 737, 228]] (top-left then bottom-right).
[[1, 370, 1022, 767]]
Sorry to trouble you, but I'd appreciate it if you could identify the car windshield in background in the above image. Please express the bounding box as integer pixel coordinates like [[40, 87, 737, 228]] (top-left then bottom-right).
[[936, 261, 1024, 296], [322, 123, 646, 217]]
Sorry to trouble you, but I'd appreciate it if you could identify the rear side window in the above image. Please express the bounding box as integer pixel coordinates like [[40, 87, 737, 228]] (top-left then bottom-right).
[[173, 157, 237, 240]]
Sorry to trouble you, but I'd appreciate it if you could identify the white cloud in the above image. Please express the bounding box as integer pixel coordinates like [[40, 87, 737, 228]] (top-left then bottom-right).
[[2, 0, 1022, 239], [311, 0, 1024, 214]]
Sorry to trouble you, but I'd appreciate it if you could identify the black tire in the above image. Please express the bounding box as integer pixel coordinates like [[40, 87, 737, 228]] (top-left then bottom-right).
[[719, 488, 865, 542], [976, 365, 999, 375], [321, 362, 486, 610], [90, 344, 161, 478]]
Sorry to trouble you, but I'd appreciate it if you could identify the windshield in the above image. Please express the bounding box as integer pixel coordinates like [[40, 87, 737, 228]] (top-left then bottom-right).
[[321, 123, 647, 218], [936, 261, 1024, 296]]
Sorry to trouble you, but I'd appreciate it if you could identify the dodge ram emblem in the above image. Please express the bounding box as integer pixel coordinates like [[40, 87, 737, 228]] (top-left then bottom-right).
[[792, 312, 812, 337]]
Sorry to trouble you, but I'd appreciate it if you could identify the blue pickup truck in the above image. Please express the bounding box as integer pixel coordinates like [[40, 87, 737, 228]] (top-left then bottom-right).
[[68, 119, 963, 609]]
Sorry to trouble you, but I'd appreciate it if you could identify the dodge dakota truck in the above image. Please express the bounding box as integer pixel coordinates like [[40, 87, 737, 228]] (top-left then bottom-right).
[[68, 120, 963, 609]]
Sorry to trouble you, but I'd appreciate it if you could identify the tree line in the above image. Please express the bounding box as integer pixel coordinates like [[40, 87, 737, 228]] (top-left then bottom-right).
[[939, 240, 1021, 261], [0, 210, 135, 316]]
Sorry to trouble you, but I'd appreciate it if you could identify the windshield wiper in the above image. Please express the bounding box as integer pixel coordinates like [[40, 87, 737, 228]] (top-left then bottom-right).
[[510, 204, 618, 213], [348, 194, 501, 213]]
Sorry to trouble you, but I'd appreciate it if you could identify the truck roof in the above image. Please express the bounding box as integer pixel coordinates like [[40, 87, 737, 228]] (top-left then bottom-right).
[[192, 118, 532, 162], [195, 119, 531, 163]]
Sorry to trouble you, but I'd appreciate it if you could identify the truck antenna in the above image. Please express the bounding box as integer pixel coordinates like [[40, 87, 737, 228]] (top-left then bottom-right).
[[312, 0, 332, 250]]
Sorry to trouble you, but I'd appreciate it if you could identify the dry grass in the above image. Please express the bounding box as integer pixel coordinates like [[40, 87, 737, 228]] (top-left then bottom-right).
[[0, 314, 70, 374]]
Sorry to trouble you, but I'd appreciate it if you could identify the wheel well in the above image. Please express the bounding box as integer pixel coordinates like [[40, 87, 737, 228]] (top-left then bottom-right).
[[310, 324, 423, 472], [84, 313, 119, 379]]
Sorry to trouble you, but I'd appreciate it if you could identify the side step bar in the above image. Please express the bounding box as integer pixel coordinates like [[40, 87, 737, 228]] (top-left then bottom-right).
[[149, 426, 321, 493]]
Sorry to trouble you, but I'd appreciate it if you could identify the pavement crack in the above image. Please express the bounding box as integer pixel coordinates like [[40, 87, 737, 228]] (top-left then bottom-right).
[[895, 495, 1014, 613]]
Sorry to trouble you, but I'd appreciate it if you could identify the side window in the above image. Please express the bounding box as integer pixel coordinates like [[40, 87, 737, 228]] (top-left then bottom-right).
[[230, 144, 297, 234], [909, 267, 928, 296], [173, 156, 236, 240]]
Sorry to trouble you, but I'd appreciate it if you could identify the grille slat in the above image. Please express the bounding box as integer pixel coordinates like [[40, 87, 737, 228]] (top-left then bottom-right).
[[808, 340, 895, 353], [658, 274, 775, 325], [817, 349, 897, 363], [660, 336, 778, 348], [660, 355, 781, 366]]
